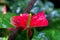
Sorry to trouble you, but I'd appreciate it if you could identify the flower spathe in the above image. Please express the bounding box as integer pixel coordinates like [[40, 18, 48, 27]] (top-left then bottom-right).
[[11, 13, 29, 29], [30, 11, 48, 27], [9, 11, 48, 30]]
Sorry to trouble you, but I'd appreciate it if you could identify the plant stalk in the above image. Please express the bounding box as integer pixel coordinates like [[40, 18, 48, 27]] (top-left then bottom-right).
[[24, 0, 36, 13]]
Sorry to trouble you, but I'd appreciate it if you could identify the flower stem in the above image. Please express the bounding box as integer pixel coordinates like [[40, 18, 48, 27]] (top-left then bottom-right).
[[24, 0, 36, 13], [27, 29, 29, 40], [34, 28, 37, 35], [8, 29, 18, 40]]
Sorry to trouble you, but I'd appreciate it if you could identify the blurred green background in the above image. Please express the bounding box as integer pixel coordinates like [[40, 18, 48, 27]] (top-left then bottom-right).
[[0, 0, 60, 40]]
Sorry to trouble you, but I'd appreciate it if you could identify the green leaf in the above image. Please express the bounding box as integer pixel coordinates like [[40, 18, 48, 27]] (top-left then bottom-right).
[[0, 28, 11, 37], [14, 30, 27, 40], [0, 12, 16, 28], [32, 29, 60, 40]]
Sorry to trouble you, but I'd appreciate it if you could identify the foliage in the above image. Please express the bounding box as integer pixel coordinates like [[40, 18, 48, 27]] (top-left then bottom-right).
[[0, 0, 60, 40], [0, 12, 16, 28]]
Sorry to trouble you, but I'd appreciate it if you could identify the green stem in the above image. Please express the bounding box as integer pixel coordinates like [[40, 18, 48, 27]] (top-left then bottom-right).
[[34, 28, 37, 35], [27, 29, 29, 40]]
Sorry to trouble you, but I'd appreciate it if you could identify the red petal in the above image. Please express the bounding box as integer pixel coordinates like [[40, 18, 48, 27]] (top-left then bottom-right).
[[19, 13, 29, 29], [11, 13, 29, 29], [30, 11, 48, 27], [11, 16, 21, 27]]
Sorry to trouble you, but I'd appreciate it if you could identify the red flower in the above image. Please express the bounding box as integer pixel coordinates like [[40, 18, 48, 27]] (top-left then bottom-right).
[[9, 11, 48, 30]]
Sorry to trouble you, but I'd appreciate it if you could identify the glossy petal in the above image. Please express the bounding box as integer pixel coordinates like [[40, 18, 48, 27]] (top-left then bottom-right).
[[11, 13, 29, 29], [11, 11, 48, 29], [30, 11, 48, 27]]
